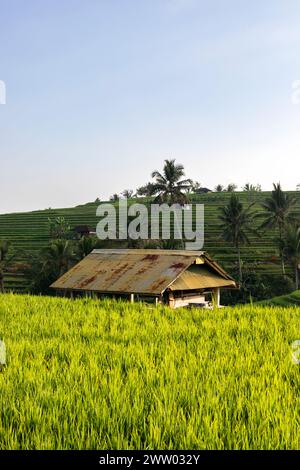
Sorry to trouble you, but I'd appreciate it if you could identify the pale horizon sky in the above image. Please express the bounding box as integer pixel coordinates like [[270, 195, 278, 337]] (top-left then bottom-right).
[[1, 0, 300, 214]]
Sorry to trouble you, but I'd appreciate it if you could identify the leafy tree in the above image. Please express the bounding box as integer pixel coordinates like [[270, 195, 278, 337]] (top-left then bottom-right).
[[260, 183, 298, 275], [221, 266, 294, 305], [157, 238, 184, 250], [189, 181, 202, 193], [43, 240, 76, 278], [136, 182, 157, 197], [126, 237, 184, 250], [109, 194, 119, 202], [76, 236, 101, 260], [282, 224, 300, 290], [0, 240, 14, 293], [214, 184, 224, 192], [226, 183, 238, 192], [28, 240, 76, 294], [218, 194, 258, 280], [151, 159, 192, 205], [48, 217, 71, 240]]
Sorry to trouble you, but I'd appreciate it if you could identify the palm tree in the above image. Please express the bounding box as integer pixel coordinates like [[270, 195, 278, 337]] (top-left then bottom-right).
[[226, 183, 237, 192], [0, 240, 13, 293], [151, 159, 192, 205], [109, 194, 119, 202], [218, 194, 257, 281], [136, 182, 157, 197], [260, 183, 298, 275], [243, 183, 261, 192], [122, 189, 134, 199], [26, 240, 76, 294], [189, 181, 202, 193], [282, 224, 300, 290], [41, 239, 75, 278]]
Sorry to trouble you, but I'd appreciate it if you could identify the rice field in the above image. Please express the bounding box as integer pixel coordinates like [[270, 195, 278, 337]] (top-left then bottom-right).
[[0, 293, 299, 450], [258, 289, 300, 307], [1, 191, 300, 292]]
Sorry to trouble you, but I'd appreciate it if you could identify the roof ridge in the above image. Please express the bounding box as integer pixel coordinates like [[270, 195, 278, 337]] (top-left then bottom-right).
[[91, 249, 205, 256]]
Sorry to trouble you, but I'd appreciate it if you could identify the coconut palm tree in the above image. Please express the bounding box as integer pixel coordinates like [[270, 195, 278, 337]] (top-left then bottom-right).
[[282, 224, 300, 290], [218, 194, 257, 281], [243, 183, 262, 192], [151, 159, 192, 205], [122, 189, 134, 199], [260, 183, 298, 275], [41, 239, 76, 279], [109, 194, 119, 202], [226, 183, 238, 192]]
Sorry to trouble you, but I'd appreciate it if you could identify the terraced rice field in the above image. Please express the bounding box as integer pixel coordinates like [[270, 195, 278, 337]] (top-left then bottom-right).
[[258, 290, 300, 306], [0, 191, 300, 292]]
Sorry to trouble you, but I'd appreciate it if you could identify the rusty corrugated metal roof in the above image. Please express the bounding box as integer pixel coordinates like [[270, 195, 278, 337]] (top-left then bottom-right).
[[51, 249, 236, 295], [169, 265, 236, 290]]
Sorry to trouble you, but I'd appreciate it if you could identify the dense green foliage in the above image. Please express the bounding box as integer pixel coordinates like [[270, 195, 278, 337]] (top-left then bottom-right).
[[218, 193, 257, 280], [258, 289, 300, 306], [0, 294, 299, 450], [1, 191, 300, 293]]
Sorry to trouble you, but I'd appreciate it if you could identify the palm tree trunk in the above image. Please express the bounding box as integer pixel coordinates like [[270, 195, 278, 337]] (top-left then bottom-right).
[[237, 245, 242, 281], [279, 225, 286, 276], [281, 257, 286, 276]]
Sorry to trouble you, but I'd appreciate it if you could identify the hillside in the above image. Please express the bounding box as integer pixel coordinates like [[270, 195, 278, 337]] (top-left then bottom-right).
[[0, 294, 299, 449], [258, 290, 300, 306], [1, 191, 300, 292]]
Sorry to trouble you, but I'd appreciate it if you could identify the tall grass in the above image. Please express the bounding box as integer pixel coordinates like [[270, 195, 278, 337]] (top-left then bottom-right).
[[0, 293, 299, 450]]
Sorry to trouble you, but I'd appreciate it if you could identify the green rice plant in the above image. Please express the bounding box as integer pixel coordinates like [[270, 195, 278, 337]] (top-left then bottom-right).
[[0, 293, 299, 450]]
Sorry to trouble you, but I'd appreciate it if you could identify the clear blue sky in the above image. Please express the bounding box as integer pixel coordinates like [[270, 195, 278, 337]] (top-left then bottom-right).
[[1, 0, 300, 213]]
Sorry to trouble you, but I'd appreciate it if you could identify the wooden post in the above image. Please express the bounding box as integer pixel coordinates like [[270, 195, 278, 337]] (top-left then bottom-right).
[[212, 288, 220, 307], [168, 292, 175, 308], [130, 294, 135, 303]]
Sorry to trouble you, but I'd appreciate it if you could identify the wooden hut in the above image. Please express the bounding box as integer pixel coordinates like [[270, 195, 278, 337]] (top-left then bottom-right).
[[51, 249, 237, 308]]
